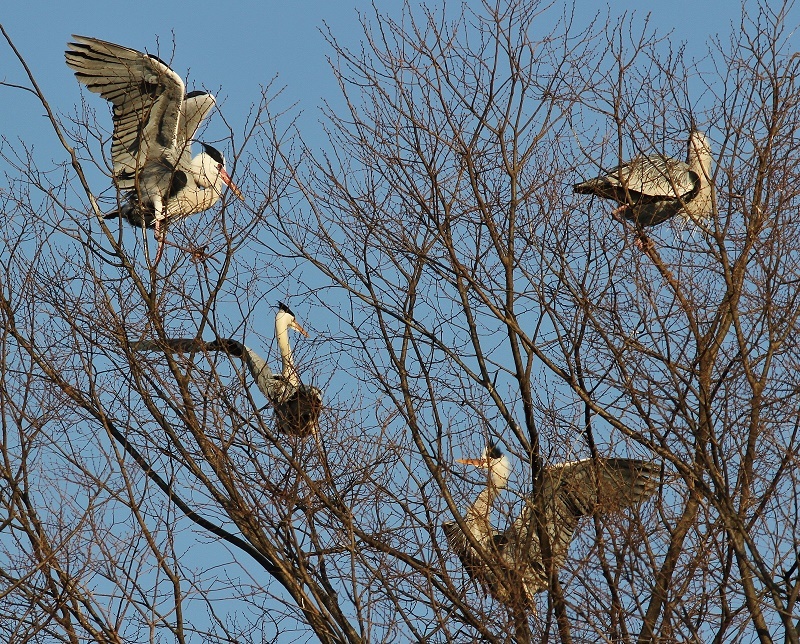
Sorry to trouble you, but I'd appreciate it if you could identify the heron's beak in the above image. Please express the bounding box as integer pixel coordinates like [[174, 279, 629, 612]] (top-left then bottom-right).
[[290, 319, 309, 338], [456, 457, 489, 468], [220, 167, 244, 200]]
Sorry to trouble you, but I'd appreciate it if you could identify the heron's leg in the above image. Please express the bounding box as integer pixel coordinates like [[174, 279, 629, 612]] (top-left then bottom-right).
[[152, 197, 167, 267], [634, 231, 654, 252], [160, 239, 213, 263]]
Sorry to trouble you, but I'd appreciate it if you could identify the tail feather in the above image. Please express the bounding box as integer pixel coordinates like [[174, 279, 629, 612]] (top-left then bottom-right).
[[102, 200, 155, 228]]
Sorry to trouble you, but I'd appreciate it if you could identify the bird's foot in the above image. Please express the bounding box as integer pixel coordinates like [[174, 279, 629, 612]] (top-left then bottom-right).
[[163, 240, 217, 264], [153, 237, 166, 267], [611, 204, 629, 223], [634, 233, 654, 252]]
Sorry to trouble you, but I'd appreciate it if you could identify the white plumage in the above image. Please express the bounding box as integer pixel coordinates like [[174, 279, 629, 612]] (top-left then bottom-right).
[[65, 35, 243, 263]]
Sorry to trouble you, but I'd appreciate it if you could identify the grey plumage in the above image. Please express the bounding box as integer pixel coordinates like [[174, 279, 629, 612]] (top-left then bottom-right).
[[574, 131, 714, 226], [133, 304, 322, 437], [65, 36, 243, 261], [444, 446, 659, 608]]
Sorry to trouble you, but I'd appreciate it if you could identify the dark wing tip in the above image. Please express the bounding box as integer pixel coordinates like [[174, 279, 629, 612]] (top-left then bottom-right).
[[574, 178, 607, 194], [66, 34, 128, 52], [146, 52, 171, 68], [573, 181, 591, 193]]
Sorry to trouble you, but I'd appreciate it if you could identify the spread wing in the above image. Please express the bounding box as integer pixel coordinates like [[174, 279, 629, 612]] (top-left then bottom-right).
[[543, 458, 659, 552], [65, 35, 185, 190], [132, 338, 246, 357], [180, 92, 216, 143], [132, 337, 277, 399], [176, 90, 216, 167], [507, 458, 660, 570]]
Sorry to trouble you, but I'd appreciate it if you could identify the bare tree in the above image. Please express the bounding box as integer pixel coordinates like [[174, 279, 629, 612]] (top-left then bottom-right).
[[1, 0, 800, 641]]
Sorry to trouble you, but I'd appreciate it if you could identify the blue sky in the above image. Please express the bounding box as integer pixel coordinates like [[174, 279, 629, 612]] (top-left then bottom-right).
[[2, 0, 753, 164], [1, 1, 793, 640], [1, 0, 756, 334]]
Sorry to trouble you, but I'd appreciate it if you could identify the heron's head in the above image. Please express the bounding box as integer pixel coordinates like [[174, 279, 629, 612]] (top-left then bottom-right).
[[196, 143, 244, 200], [456, 442, 511, 489], [276, 302, 309, 338]]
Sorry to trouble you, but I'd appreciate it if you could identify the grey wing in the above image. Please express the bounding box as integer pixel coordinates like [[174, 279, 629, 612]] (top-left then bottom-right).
[[175, 91, 216, 168], [132, 337, 275, 395], [132, 338, 205, 354], [510, 470, 586, 570], [66, 35, 185, 190], [132, 338, 246, 360], [614, 155, 698, 199], [242, 347, 277, 398], [504, 461, 599, 558], [547, 457, 659, 512], [510, 458, 660, 568]]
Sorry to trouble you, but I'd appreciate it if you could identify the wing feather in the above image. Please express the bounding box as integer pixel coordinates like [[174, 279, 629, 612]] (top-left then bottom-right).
[[613, 155, 698, 198], [545, 457, 659, 515], [505, 457, 659, 573], [66, 35, 185, 190], [176, 91, 216, 166], [575, 155, 699, 202]]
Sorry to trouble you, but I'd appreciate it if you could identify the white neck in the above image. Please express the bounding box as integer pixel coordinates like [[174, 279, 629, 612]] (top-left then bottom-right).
[[192, 152, 231, 193], [465, 478, 502, 545], [683, 133, 715, 221], [688, 133, 712, 178], [163, 153, 225, 219], [166, 185, 222, 218], [275, 313, 300, 388]]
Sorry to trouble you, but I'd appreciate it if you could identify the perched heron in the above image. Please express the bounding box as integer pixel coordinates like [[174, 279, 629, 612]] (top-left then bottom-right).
[[574, 131, 714, 227], [65, 35, 244, 264], [134, 303, 322, 437], [443, 444, 659, 608]]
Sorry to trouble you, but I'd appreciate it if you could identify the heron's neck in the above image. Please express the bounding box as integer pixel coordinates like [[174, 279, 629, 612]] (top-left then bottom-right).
[[466, 483, 500, 543], [191, 154, 229, 196], [276, 323, 300, 388], [688, 142, 712, 179]]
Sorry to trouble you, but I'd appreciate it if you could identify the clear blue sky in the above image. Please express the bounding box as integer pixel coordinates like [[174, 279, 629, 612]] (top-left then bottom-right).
[[1, 0, 756, 165], [0, 0, 757, 324]]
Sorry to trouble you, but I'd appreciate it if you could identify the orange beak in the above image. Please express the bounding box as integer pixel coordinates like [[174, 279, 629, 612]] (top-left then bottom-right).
[[219, 167, 244, 200], [290, 319, 309, 338], [456, 457, 489, 467]]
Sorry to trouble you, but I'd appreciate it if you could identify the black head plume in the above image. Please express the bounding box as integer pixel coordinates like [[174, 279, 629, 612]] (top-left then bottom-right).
[[278, 302, 295, 317], [486, 441, 503, 460], [200, 143, 225, 166]]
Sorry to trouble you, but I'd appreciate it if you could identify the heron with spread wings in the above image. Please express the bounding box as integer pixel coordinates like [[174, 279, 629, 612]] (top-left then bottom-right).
[[443, 444, 659, 608], [65, 35, 244, 264]]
